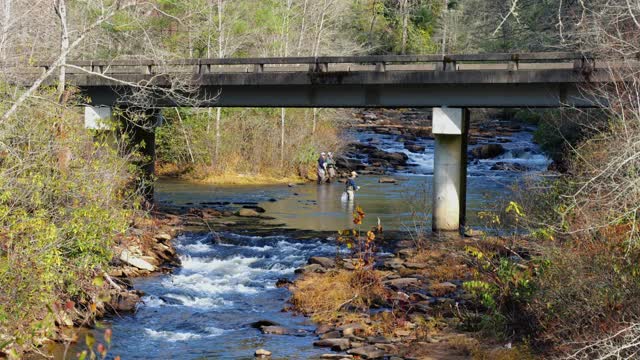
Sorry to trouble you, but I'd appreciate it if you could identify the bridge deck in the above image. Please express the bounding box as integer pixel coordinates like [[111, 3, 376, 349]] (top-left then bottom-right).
[[18, 52, 615, 108]]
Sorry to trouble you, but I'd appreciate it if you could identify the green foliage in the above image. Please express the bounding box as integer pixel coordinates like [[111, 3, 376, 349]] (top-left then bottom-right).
[[0, 87, 137, 355], [463, 244, 542, 338], [349, 0, 441, 54]]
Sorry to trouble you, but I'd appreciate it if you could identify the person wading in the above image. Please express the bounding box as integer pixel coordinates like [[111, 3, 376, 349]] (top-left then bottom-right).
[[317, 152, 328, 184], [345, 171, 359, 201]]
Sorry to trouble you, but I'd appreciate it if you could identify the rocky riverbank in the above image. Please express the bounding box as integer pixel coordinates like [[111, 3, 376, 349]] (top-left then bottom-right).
[[50, 212, 184, 346], [249, 234, 529, 359]]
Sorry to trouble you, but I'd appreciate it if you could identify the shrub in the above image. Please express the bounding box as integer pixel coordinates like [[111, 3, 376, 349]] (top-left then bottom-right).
[[0, 87, 138, 355]]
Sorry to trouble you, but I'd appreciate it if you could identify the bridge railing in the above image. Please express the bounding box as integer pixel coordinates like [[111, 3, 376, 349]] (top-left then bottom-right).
[[27, 52, 596, 76]]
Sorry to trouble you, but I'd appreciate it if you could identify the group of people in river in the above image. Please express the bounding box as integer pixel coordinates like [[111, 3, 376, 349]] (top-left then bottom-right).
[[317, 152, 359, 201]]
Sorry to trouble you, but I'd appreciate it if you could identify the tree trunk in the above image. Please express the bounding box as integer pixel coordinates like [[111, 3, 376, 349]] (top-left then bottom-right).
[[215, 106, 221, 163], [280, 107, 286, 168], [401, 0, 409, 54], [297, 0, 309, 55], [441, 0, 448, 55], [214, 0, 224, 165], [55, 0, 69, 100], [175, 108, 195, 164], [0, 0, 12, 62], [312, 107, 318, 134], [313, 0, 329, 57]]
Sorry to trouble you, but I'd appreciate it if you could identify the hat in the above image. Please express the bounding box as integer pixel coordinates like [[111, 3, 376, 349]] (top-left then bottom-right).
[[350, 171, 357, 177], [328, 152, 333, 156], [321, 152, 326, 155]]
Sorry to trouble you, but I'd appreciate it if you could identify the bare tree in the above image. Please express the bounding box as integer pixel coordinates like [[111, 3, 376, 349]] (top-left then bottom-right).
[[54, 0, 69, 100]]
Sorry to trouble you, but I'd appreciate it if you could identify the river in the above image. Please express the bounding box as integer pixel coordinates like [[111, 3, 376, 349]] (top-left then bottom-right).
[[61, 127, 550, 359]]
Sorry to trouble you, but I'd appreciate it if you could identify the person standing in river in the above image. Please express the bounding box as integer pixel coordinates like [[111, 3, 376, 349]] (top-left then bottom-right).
[[326, 152, 337, 183], [317, 152, 328, 184], [345, 171, 359, 201]]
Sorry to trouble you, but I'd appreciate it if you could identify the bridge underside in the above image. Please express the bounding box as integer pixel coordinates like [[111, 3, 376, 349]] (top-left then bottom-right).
[[75, 69, 606, 108], [85, 83, 598, 108]]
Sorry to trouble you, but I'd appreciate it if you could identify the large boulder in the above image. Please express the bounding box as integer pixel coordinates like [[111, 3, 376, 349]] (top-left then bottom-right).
[[369, 150, 408, 166], [110, 291, 141, 312], [471, 144, 506, 159], [120, 249, 156, 271]]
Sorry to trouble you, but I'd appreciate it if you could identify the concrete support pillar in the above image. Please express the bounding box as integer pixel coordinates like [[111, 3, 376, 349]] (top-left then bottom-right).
[[432, 107, 469, 232]]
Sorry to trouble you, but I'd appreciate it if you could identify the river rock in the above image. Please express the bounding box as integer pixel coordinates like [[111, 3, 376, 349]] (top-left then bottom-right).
[[321, 355, 353, 359], [396, 248, 416, 259], [275, 278, 293, 288], [201, 208, 222, 219], [471, 144, 506, 159], [314, 338, 351, 351], [255, 349, 272, 358], [316, 324, 335, 335], [261, 326, 291, 335], [436, 282, 458, 291], [370, 150, 408, 165], [308, 256, 336, 268], [383, 258, 405, 270], [111, 291, 140, 312], [320, 330, 343, 339], [383, 277, 419, 290], [404, 144, 425, 153], [243, 205, 266, 213], [294, 263, 326, 274], [154, 232, 172, 242], [366, 336, 391, 344], [250, 320, 279, 329], [347, 345, 386, 359], [119, 249, 156, 271], [416, 301, 434, 313], [409, 292, 432, 302], [159, 295, 183, 305], [340, 323, 366, 337], [378, 177, 397, 184], [236, 208, 260, 217], [490, 162, 529, 171], [404, 262, 428, 269]]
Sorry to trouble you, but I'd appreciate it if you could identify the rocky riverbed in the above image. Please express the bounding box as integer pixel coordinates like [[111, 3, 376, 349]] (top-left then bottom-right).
[[334, 108, 549, 177]]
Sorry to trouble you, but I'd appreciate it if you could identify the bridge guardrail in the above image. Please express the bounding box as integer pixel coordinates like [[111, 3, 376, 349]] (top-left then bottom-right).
[[24, 52, 597, 76]]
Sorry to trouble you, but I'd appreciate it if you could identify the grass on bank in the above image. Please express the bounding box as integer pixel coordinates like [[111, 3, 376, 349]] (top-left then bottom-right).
[[156, 108, 346, 184], [157, 162, 312, 185]]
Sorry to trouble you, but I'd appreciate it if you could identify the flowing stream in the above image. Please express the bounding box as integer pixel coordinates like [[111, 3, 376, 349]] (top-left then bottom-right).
[[66, 127, 550, 359]]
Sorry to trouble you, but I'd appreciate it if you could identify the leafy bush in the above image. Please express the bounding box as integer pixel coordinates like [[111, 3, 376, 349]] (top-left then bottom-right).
[[0, 87, 138, 355]]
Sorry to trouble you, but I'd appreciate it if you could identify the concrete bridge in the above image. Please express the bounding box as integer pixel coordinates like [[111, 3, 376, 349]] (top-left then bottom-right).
[[35, 52, 611, 232]]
